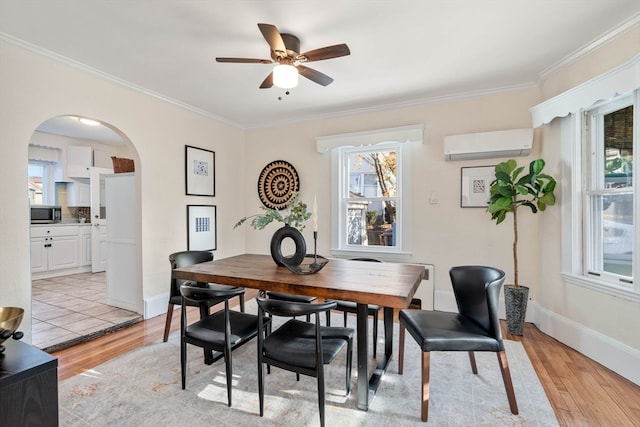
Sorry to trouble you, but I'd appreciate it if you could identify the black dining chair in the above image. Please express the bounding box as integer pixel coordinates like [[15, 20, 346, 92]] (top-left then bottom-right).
[[256, 296, 353, 427], [326, 258, 382, 357], [398, 265, 518, 422], [180, 283, 268, 407], [265, 291, 317, 322], [163, 250, 245, 343]]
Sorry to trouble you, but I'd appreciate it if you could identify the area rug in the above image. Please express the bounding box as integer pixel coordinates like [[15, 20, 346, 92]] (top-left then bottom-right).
[[59, 304, 558, 426]]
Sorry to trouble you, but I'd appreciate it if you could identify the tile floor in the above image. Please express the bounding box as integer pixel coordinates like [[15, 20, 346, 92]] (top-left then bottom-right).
[[32, 272, 142, 352]]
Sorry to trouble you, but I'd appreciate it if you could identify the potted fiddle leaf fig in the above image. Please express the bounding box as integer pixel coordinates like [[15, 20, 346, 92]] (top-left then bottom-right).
[[487, 158, 557, 335]]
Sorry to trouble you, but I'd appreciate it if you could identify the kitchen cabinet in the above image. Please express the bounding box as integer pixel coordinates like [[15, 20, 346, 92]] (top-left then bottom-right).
[[30, 225, 85, 277], [80, 225, 91, 266], [67, 179, 90, 207], [67, 145, 92, 178]]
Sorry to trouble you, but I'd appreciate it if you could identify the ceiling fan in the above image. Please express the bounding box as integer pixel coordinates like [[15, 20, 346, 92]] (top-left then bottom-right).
[[215, 23, 350, 89]]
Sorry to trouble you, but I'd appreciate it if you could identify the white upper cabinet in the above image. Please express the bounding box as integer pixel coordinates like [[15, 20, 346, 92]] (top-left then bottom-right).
[[67, 145, 93, 178], [67, 179, 91, 207]]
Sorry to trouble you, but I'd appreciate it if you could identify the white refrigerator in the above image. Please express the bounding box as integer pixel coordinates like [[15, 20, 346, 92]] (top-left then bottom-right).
[[105, 173, 140, 313]]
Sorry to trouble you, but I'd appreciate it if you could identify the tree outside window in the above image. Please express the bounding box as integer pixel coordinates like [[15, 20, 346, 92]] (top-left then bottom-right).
[[345, 147, 398, 247]]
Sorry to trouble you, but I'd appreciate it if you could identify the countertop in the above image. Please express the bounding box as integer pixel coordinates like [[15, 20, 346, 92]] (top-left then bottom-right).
[[31, 221, 91, 226]]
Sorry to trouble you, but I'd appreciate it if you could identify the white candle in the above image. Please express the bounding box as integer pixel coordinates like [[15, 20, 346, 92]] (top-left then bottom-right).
[[313, 194, 318, 232]]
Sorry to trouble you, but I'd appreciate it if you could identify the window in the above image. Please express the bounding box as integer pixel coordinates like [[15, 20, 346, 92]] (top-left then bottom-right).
[[531, 55, 639, 300], [318, 125, 422, 259], [583, 97, 635, 287], [28, 160, 55, 205], [342, 145, 399, 248]]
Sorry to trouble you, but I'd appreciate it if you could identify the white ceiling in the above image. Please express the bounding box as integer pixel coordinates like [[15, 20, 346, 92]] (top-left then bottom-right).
[[2, 1, 640, 135]]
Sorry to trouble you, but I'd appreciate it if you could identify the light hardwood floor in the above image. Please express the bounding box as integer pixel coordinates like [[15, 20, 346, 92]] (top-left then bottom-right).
[[52, 293, 640, 426]]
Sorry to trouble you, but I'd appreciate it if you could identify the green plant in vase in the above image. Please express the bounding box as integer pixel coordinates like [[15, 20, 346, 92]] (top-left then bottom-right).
[[234, 195, 311, 266], [234, 195, 311, 231], [486, 158, 557, 335]]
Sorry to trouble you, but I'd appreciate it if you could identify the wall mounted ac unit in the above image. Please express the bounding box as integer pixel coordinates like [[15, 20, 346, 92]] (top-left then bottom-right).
[[443, 128, 533, 161]]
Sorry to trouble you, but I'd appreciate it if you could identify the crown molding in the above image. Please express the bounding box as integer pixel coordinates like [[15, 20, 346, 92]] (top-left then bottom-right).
[[0, 33, 244, 129], [538, 13, 640, 81]]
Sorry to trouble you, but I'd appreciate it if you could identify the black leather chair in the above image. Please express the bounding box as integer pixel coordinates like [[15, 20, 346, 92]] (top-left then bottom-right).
[[256, 296, 353, 427], [265, 291, 317, 322], [327, 258, 382, 357], [180, 283, 267, 407], [163, 250, 245, 342], [398, 265, 518, 422]]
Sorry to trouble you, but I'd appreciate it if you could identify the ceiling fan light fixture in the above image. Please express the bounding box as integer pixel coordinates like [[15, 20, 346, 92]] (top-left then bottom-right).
[[273, 64, 298, 89]]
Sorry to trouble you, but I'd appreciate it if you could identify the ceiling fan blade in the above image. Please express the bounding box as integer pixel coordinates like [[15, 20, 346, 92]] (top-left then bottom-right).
[[216, 57, 272, 64], [300, 44, 351, 62], [258, 23, 286, 57], [259, 72, 274, 89], [297, 65, 334, 86]]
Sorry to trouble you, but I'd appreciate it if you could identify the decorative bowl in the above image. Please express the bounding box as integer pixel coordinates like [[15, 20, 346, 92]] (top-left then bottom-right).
[[282, 255, 329, 275], [0, 307, 24, 345]]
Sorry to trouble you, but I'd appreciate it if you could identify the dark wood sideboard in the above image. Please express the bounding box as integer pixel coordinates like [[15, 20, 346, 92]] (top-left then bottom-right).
[[0, 339, 58, 426]]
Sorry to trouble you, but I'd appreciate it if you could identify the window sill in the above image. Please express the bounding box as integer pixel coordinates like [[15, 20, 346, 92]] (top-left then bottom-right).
[[561, 272, 639, 303], [330, 248, 412, 262]]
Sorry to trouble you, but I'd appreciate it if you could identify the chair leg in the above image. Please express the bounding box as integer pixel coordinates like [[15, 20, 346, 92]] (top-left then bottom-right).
[[421, 351, 431, 422], [326, 310, 331, 326], [398, 323, 406, 374], [258, 357, 265, 417], [468, 351, 478, 374], [200, 303, 214, 364], [372, 311, 378, 358], [318, 365, 326, 427], [180, 307, 187, 390], [345, 337, 353, 395], [239, 294, 245, 312], [343, 311, 348, 327], [497, 350, 519, 415], [224, 344, 233, 407], [163, 303, 174, 342]]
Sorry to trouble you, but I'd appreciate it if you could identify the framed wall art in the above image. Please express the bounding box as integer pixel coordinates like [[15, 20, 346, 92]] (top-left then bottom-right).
[[461, 166, 495, 208], [187, 204, 217, 251], [185, 145, 215, 196]]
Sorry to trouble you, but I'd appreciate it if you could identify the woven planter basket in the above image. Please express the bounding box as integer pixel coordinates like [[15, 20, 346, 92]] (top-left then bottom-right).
[[111, 156, 135, 173]]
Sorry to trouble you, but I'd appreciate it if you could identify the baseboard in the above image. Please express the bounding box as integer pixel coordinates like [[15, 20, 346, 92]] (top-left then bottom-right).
[[533, 304, 640, 386], [143, 292, 169, 320]]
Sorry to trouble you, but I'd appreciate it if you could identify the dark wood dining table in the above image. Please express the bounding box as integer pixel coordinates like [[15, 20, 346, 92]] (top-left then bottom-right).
[[172, 253, 425, 411]]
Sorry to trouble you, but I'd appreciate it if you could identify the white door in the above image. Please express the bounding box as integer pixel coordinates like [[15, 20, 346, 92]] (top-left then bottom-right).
[[105, 173, 140, 312], [90, 167, 113, 273]]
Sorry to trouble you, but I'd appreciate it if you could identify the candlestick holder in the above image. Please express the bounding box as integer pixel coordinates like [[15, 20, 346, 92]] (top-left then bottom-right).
[[312, 231, 319, 267], [282, 232, 328, 274]]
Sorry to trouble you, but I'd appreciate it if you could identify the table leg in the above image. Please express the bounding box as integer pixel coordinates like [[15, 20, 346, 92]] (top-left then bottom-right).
[[356, 305, 395, 411], [356, 303, 369, 410]]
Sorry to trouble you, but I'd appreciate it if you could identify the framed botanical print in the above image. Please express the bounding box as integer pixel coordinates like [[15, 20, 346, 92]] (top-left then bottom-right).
[[461, 166, 495, 208], [187, 204, 217, 251], [185, 145, 215, 196]]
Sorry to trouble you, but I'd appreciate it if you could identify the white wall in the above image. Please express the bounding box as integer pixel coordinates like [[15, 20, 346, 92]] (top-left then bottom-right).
[[0, 42, 246, 338], [244, 89, 542, 299]]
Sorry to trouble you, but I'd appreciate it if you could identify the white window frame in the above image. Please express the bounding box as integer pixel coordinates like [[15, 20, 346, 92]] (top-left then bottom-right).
[[317, 125, 422, 260], [583, 96, 634, 286], [28, 160, 56, 206], [559, 93, 638, 301], [531, 54, 640, 302]]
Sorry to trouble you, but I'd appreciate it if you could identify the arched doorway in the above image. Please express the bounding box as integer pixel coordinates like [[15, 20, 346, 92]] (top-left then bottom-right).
[[29, 115, 142, 352]]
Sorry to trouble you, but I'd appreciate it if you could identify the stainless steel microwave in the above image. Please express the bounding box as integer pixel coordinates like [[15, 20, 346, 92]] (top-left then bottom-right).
[[30, 206, 62, 224]]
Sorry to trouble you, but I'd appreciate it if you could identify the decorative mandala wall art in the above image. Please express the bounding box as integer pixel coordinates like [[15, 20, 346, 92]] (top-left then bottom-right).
[[257, 160, 300, 210]]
